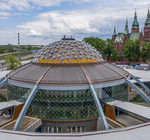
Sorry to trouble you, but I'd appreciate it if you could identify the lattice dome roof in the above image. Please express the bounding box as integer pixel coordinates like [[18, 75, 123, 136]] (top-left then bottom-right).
[[34, 38, 103, 64]]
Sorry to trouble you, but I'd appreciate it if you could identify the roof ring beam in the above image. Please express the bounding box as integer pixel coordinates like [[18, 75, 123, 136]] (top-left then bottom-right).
[[13, 66, 51, 131], [80, 66, 109, 130], [130, 75, 150, 95]]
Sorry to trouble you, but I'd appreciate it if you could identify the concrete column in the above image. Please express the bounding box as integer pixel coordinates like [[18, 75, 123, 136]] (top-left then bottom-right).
[[96, 117, 102, 131], [71, 127, 72, 133], [56, 127, 59, 133], [52, 127, 54, 133], [47, 126, 49, 133], [75, 127, 78, 132], [80, 126, 82, 132], [44, 127, 46, 133]]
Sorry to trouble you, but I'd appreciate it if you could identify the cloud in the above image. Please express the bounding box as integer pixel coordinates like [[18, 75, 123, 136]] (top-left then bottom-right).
[[0, 30, 18, 45], [0, 0, 92, 11], [0, 0, 30, 10], [17, 6, 133, 39], [30, 0, 68, 7], [30, 0, 92, 7], [17, 1, 150, 44], [0, 12, 10, 19], [17, 10, 104, 43], [0, 12, 10, 16], [1, 0, 150, 45]]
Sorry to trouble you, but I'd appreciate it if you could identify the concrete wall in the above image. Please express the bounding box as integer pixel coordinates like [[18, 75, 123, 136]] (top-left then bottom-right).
[[41, 119, 98, 133]]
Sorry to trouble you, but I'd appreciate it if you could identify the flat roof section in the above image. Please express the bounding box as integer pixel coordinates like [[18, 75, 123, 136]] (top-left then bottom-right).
[[1, 116, 41, 132], [124, 68, 150, 83], [0, 100, 22, 111], [108, 100, 150, 120]]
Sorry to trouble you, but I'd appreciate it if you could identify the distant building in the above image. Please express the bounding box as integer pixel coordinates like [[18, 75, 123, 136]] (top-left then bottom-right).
[[112, 9, 150, 53]]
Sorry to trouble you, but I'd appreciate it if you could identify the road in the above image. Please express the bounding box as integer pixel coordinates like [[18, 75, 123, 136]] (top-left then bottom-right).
[[0, 54, 33, 64], [0, 52, 19, 57]]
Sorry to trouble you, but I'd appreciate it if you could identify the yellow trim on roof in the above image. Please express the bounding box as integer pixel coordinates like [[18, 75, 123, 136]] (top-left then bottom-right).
[[38, 58, 98, 64]]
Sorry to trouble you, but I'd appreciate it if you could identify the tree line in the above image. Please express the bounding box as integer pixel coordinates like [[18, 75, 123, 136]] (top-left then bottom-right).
[[83, 37, 150, 63], [0, 45, 40, 54]]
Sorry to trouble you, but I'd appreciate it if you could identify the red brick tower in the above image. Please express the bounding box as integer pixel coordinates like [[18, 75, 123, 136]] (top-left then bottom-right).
[[112, 26, 117, 41], [131, 11, 139, 33], [140, 29, 144, 42], [124, 19, 129, 43], [144, 8, 150, 42]]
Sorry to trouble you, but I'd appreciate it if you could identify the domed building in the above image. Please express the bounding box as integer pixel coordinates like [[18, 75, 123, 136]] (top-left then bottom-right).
[[0, 37, 150, 135]]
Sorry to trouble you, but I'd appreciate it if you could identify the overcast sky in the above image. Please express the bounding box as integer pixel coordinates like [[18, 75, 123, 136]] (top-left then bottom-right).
[[0, 0, 150, 45]]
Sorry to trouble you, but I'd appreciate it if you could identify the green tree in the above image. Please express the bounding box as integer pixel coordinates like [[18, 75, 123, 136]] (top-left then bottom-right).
[[27, 45, 32, 50], [0, 46, 14, 54], [83, 37, 106, 53], [141, 42, 150, 62], [103, 39, 117, 61], [117, 52, 124, 62], [123, 40, 141, 62], [134, 40, 141, 62], [5, 55, 21, 70], [0, 94, 6, 102], [83, 37, 117, 61]]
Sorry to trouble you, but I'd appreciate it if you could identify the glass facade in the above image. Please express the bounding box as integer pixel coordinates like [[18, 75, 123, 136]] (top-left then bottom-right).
[[7, 85, 31, 103], [102, 84, 128, 102], [7, 83, 128, 121], [26, 89, 98, 120]]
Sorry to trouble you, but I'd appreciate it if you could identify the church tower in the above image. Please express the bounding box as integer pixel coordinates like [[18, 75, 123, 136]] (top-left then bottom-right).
[[132, 11, 139, 33], [144, 8, 150, 42], [112, 26, 117, 41], [124, 19, 129, 43]]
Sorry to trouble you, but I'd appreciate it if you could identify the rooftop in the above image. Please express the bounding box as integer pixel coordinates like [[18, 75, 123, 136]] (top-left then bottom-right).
[[34, 39, 103, 64]]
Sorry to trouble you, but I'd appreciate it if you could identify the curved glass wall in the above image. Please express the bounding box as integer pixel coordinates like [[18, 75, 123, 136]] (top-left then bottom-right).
[[7, 85, 31, 103], [101, 84, 128, 102], [7, 83, 128, 120]]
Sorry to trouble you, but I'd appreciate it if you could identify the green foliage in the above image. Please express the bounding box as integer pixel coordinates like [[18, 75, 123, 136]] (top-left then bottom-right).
[[82, 37, 150, 62], [5, 55, 21, 70], [130, 95, 145, 103], [83, 37, 117, 60], [20, 45, 41, 51], [0, 51, 32, 61], [141, 42, 150, 62], [103, 39, 117, 60], [123, 40, 141, 62], [20, 46, 26, 50], [0, 94, 6, 102], [83, 37, 106, 53], [0, 46, 14, 54], [117, 52, 124, 61], [27, 45, 32, 50]]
